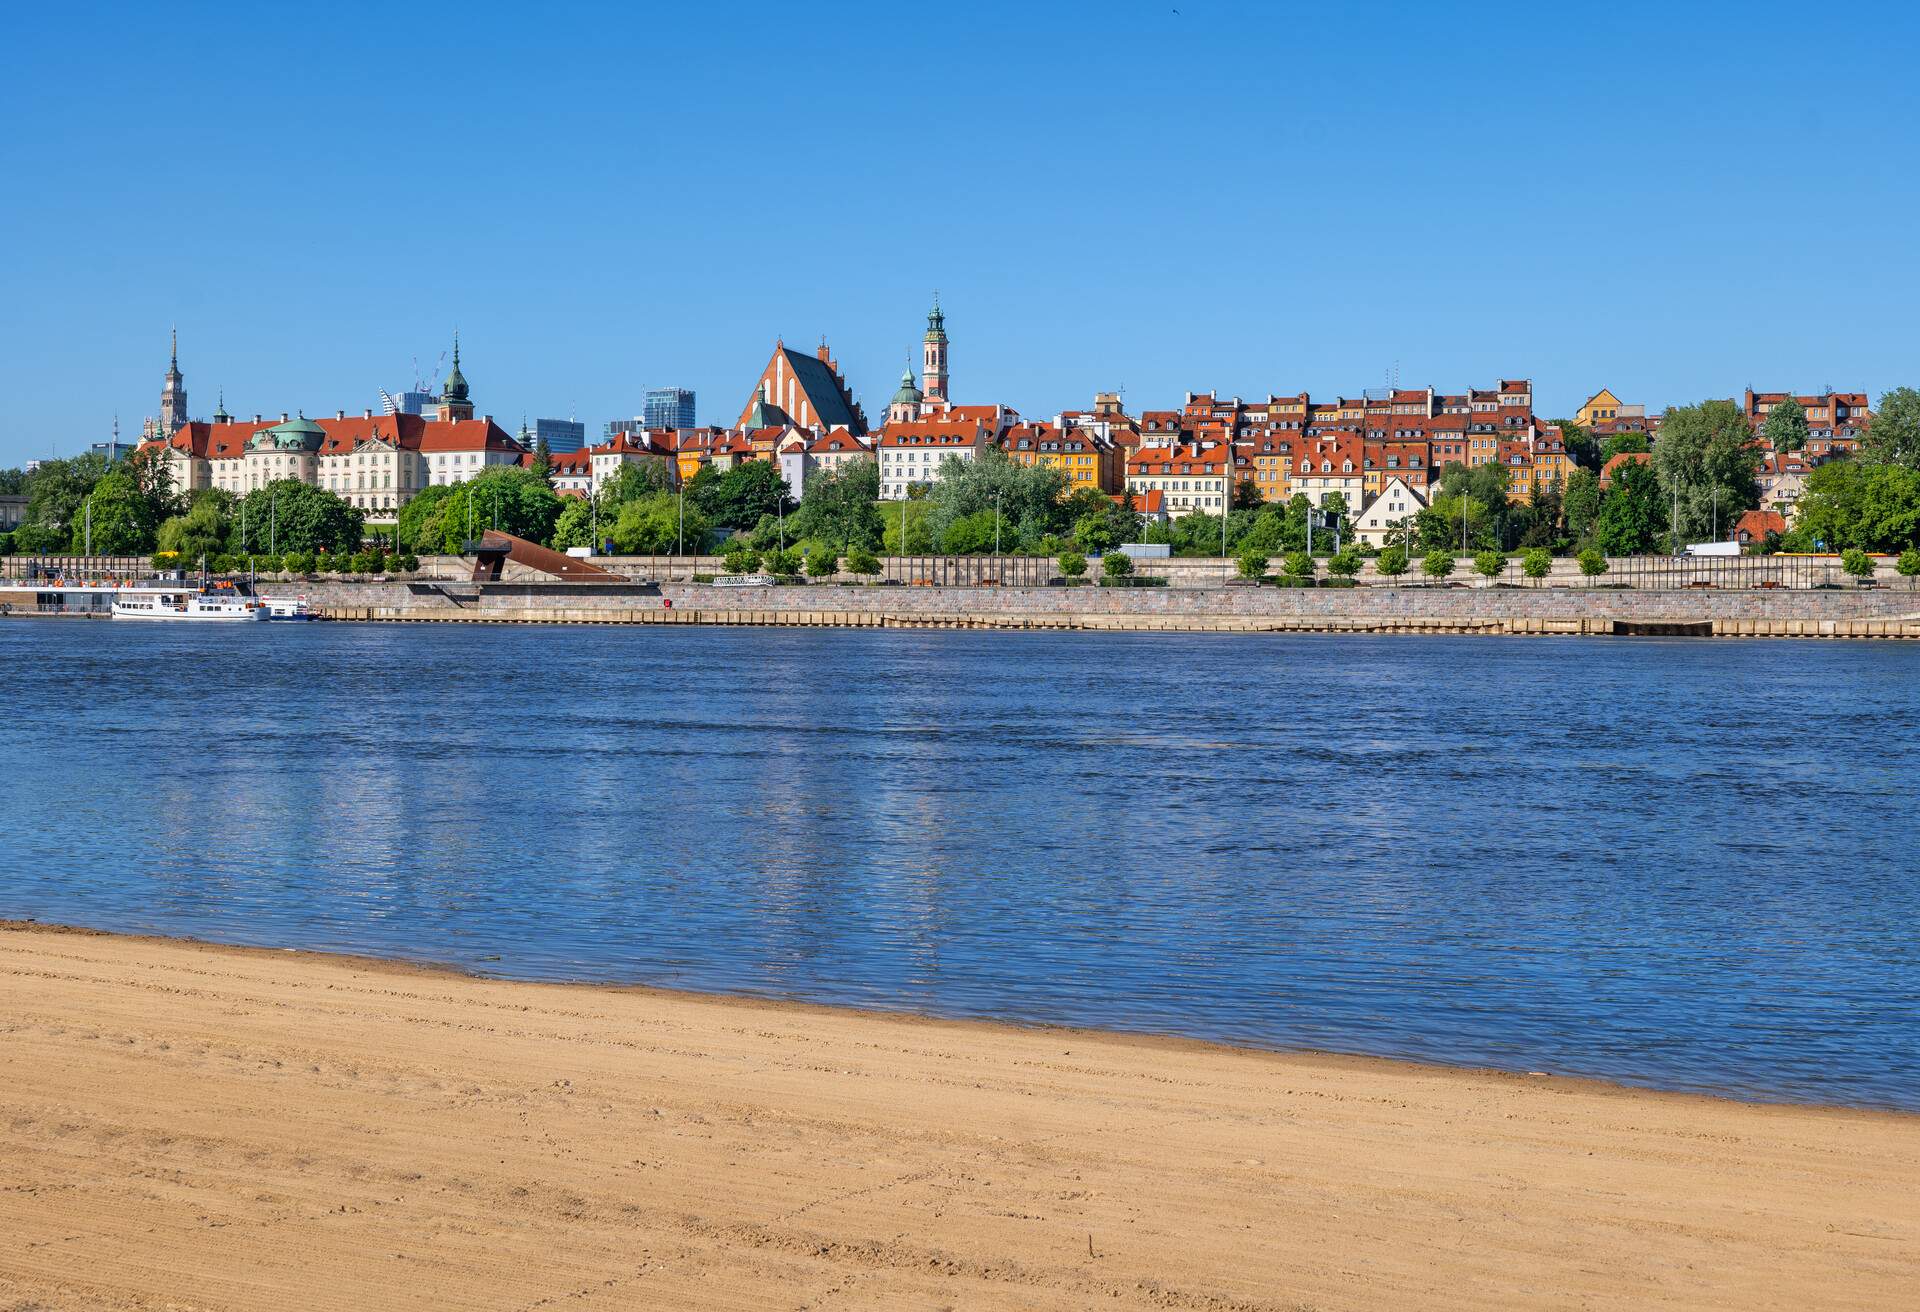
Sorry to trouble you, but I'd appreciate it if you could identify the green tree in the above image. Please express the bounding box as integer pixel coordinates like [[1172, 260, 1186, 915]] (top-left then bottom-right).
[[764, 546, 801, 577], [881, 499, 934, 554], [924, 447, 1065, 551], [788, 458, 885, 551], [1789, 460, 1920, 552], [600, 461, 674, 508], [1232, 478, 1263, 511], [1376, 544, 1408, 578], [1422, 549, 1455, 580], [1473, 549, 1505, 583], [1057, 550, 1087, 579], [24, 453, 109, 542], [156, 498, 230, 564], [1327, 548, 1363, 580], [1593, 460, 1667, 556], [1282, 549, 1314, 581], [1897, 548, 1920, 579], [1563, 468, 1602, 545], [532, 437, 553, 482], [613, 492, 709, 554], [1235, 544, 1270, 579], [1841, 548, 1876, 581], [723, 543, 761, 575], [1102, 551, 1134, 579], [845, 546, 880, 577], [416, 467, 563, 552], [1555, 421, 1601, 471], [233, 480, 365, 555], [805, 547, 838, 579], [1600, 432, 1651, 462], [73, 471, 161, 553], [1578, 547, 1610, 580], [700, 461, 793, 532], [1863, 387, 1920, 470], [1522, 547, 1552, 582], [1761, 397, 1810, 453], [551, 498, 596, 550], [1653, 399, 1761, 544]]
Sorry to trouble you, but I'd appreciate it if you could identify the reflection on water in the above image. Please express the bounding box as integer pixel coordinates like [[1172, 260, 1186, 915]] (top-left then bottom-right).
[[3, 622, 1918, 1109]]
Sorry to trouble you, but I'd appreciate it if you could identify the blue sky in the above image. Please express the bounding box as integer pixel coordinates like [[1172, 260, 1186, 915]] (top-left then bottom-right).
[[2, 1, 1915, 463]]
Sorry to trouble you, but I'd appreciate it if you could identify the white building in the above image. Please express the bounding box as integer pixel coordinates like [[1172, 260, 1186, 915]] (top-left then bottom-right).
[[875, 418, 995, 500], [1352, 477, 1428, 548]]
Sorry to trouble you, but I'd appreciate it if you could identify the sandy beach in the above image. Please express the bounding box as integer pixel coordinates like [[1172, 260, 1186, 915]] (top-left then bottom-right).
[[1, 923, 1914, 1310]]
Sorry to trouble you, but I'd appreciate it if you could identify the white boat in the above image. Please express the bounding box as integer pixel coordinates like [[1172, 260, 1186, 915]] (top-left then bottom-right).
[[261, 596, 314, 621], [111, 588, 268, 621]]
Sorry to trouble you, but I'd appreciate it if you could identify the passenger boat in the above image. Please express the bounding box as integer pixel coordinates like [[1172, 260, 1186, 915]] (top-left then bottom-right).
[[110, 585, 268, 622], [261, 596, 314, 620]]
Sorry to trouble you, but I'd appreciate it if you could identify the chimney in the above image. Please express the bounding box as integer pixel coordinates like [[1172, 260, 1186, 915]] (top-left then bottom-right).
[[280, 412, 289, 423], [336, 410, 346, 420], [364, 409, 373, 419], [253, 414, 263, 423]]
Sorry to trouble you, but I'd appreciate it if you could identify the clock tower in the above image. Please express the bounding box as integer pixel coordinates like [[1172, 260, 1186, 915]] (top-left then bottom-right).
[[159, 328, 188, 434], [921, 294, 949, 406]]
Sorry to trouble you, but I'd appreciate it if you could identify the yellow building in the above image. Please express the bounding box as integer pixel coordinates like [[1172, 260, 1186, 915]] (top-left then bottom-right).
[[1575, 389, 1624, 427], [1003, 424, 1119, 493]]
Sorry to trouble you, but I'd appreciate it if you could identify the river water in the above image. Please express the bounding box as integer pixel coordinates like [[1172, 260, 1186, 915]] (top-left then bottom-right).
[[3, 621, 1916, 1109]]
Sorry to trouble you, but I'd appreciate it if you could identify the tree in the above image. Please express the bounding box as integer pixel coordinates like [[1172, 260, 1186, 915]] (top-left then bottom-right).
[[1473, 549, 1506, 583], [1563, 468, 1602, 545], [551, 498, 596, 550], [1841, 548, 1876, 581], [923, 447, 1065, 551], [74, 471, 161, 553], [233, 480, 365, 555], [1376, 544, 1408, 578], [1761, 397, 1810, 453], [1232, 478, 1263, 511], [700, 461, 793, 533], [845, 546, 880, 577], [723, 543, 761, 575], [1327, 548, 1362, 581], [1593, 460, 1667, 556], [613, 492, 709, 554], [1102, 551, 1133, 579], [1522, 547, 1552, 582], [788, 458, 884, 551], [156, 498, 229, 564], [1282, 549, 1314, 581], [396, 484, 456, 553], [1863, 387, 1920, 470], [599, 461, 673, 508], [1898, 548, 1920, 579], [1600, 432, 1651, 462], [1422, 549, 1455, 581], [1057, 550, 1087, 579], [1578, 547, 1610, 581], [532, 438, 553, 482], [1235, 544, 1269, 579], [124, 445, 179, 519], [1789, 460, 1920, 552], [24, 453, 109, 541], [805, 547, 839, 579], [764, 546, 801, 577], [1555, 421, 1601, 471], [417, 467, 564, 552], [1652, 399, 1761, 544]]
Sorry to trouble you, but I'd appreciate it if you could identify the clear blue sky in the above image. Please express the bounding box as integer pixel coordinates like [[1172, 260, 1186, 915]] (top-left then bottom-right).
[[3, 1, 1915, 463]]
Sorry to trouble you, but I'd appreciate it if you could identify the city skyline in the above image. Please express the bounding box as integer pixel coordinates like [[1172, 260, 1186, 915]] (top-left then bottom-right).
[[4, 1, 1917, 463]]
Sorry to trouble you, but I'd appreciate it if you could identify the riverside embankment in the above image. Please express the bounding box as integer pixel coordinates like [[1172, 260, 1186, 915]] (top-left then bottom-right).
[[295, 577, 1920, 637]]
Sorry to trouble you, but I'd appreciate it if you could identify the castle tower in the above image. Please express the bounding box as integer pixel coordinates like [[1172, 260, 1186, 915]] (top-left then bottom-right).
[[887, 366, 923, 424], [438, 333, 474, 421], [159, 328, 188, 433], [921, 293, 948, 405]]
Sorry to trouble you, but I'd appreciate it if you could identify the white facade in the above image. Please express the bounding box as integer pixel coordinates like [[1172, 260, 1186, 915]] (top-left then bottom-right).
[[1352, 477, 1428, 547]]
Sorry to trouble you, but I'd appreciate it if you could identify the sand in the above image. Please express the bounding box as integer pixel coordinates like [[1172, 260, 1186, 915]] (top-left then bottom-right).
[[0, 923, 1913, 1311]]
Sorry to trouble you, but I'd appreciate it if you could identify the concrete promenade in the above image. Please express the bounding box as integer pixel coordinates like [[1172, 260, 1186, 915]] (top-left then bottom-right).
[[297, 578, 1920, 639]]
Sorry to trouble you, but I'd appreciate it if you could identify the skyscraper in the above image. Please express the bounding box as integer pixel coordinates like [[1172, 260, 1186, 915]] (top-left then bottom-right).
[[643, 387, 695, 431], [531, 417, 585, 453]]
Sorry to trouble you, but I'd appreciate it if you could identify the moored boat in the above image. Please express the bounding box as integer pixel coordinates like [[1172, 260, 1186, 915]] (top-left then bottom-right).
[[110, 585, 268, 621]]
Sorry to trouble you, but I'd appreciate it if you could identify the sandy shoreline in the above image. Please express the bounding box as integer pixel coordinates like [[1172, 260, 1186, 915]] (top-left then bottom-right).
[[2, 922, 1914, 1309]]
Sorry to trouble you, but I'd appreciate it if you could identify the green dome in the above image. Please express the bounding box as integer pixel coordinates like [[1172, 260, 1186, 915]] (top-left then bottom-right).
[[891, 369, 922, 406], [442, 336, 469, 402], [248, 414, 325, 452]]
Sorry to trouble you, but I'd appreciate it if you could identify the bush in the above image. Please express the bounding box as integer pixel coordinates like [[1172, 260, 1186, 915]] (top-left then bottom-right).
[[1841, 548, 1875, 580], [723, 544, 761, 575], [1422, 550, 1455, 580], [1376, 545, 1408, 578], [1522, 547, 1552, 581], [1473, 550, 1506, 582], [1327, 549, 1362, 579], [281, 550, 315, 574], [252, 552, 282, 574], [1057, 551, 1087, 578], [846, 546, 880, 577], [764, 547, 801, 577], [150, 551, 180, 572], [1577, 547, 1609, 579], [210, 554, 239, 574], [1235, 545, 1269, 580], [394, 553, 419, 574], [805, 549, 839, 579], [1897, 548, 1920, 578], [1102, 551, 1134, 578], [1282, 550, 1314, 579], [349, 550, 383, 574]]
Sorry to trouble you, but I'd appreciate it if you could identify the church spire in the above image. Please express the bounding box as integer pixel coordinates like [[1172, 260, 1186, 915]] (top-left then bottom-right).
[[159, 328, 188, 433], [921, 293, 949, 405]]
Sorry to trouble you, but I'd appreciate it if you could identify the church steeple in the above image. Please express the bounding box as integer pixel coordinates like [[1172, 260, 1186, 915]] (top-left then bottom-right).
[[438, 332, 474, 421], [921, 293, 949, 405], [159, 327, 188, 433]]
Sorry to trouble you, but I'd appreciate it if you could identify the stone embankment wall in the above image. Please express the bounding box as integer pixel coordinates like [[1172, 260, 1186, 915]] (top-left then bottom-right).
[[295, 578, 1920, 638]]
